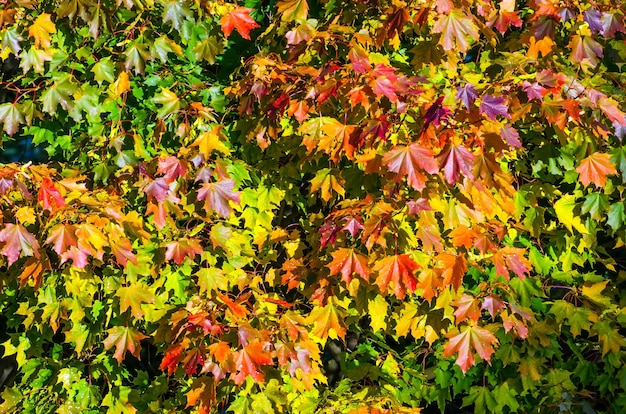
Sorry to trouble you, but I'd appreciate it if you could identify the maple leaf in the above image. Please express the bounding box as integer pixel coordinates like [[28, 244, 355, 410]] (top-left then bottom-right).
[[342, 216, 364, 237], [327, 248, 370, 283], [575, 152, 618, 188], [453, 293, 481, 323], [373, 254, 420, 299], [438, 144, 475, 185], [45, 224, 78, 256], [197, 179, 241, 217], [103, 326, 148, 364], [107, 225, 138, 266], [0, 223, 40, 266], [481, 295, 505, 319], [165, 238, 203, 265], [38, 178, 66, 212], [19, 254, 50, 289], [28, 13, 56, 50], [569, 35, 603, 68], [160, 344, 183, 375], [186, 377, 216, 414], [432, 9, 479, 53], [436, 253, 467, 290], [494, 247, 532, 280], [598, 97, 626, 126], [220, 7, 259, 40], [153, 88, 180, 118], [308, 300, 347, 342], [157, 155, 187, 184], [424, 97, 451, 127], [383, 143, 439, 191], [192, 125, 231, 158], [443, 324, 499, 373], [479, 95, 511, 120], [277, 0, 309, 22], [0, 103, 24, 136], [143, 177, 170, 202], [500, 125, 522, 148], [231, 341, 273, 385], [116, 285, 155, 319], [456, 84, 478, 110], [310, 168, 345, 201]]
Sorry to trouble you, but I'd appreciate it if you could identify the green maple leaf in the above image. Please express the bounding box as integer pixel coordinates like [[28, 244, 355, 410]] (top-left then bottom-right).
[[153, 88, 181, 118], [1, 27, 23, 55], [581, 192, 608, 220], [193, 37, 222, 64], [92, 57, 116, 84], [40, 76, 78, 115], [64, 322, 89, 354], [125, 42, 150, 74], [162, 0, 193, 32], [116, 285, 155, 318], [0, 103, 24, 135], [607, 202, 625, 231], [19, 46, 52, 73]]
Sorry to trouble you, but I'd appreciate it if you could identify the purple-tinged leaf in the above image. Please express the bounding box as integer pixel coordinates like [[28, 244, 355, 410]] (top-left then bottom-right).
[[144, 177, 170, 202], [534, 16, 555, 40], [501, 125, 522, 148], [197, 179, 240, 217], [342, 217, 364, 237], [521, 81, 545, 101], [613, 116, 626, 141], [423, 97, 450, 127], [479, 95, 510, 120], [438, 145, 475, 184], [456, 84, 478, 110], [601, 12, 625, 38], [557, 8, 576, 22], [570, 35, 603, 67], [584, 9, 604, 34], [407, 198, 432, 215]]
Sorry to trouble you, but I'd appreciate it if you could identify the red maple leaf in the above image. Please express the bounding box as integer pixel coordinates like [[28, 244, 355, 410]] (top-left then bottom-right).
[[438, 144, 475, 185], [373, 254, 420, 299], [220, 7, 259, 40], [38, 178, 65, 212], [160, 344, 184, 375], [443, 324, 499, 373], [383, 143, 439, 191], [158, 155, 187, 184]]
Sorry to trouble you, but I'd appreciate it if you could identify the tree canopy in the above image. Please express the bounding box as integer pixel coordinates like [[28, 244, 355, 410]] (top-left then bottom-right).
[[1, 0, 626, 413]]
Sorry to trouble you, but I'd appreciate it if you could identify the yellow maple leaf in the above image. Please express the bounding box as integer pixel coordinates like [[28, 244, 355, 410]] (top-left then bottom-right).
[[192, 125, 231, 158], [28, 13, 56, 50]]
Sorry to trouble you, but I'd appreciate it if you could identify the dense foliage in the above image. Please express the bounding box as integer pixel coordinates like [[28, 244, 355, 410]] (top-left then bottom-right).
[[2, 0, 626, 412]]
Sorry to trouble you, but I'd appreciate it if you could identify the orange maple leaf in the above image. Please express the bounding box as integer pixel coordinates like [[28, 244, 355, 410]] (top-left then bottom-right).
[[231, 341, 273, 385], [373, 254, 420, 299], [575, 152, 617, 188], [443, 324, 498, 373], [327, 248, 370, 283], [219, 7, 259, 40]]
